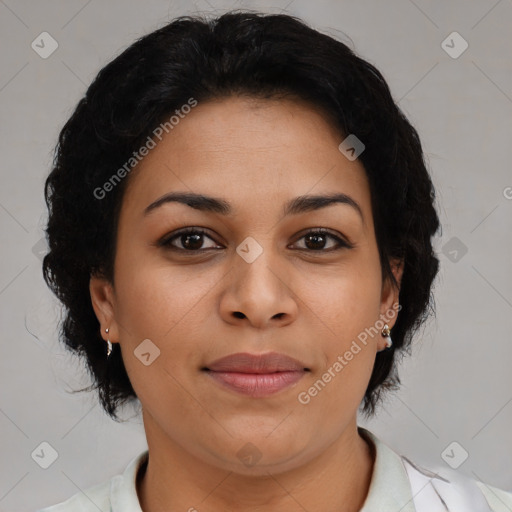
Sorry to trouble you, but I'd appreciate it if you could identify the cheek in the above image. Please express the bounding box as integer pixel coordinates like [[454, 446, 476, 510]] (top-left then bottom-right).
[[291, 255, 381, 401], [294, 261, 382, 347], [112, 254, 220, 397], [295, 272, 380, 411], [114, 251, 218, 341]]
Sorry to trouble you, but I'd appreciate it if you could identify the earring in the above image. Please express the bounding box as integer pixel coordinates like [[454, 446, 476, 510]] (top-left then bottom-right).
[[381, 324, 393, 350], [105, 328, 113, 358]]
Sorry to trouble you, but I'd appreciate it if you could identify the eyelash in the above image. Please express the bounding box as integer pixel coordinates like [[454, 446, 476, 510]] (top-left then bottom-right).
[[158, 227, 353, 253]]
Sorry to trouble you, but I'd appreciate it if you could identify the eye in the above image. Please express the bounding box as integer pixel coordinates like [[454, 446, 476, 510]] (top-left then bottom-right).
[[158, 228, 222, 252], [158, 227, 352, 254], [290, 228, 352, 252]]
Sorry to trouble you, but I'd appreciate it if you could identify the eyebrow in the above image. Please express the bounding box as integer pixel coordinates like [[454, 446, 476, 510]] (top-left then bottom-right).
[[144, 191, 364, 222]]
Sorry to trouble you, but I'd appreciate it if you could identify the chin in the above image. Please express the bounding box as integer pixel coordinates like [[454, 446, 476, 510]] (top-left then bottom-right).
[[209, 433, 313, 477]]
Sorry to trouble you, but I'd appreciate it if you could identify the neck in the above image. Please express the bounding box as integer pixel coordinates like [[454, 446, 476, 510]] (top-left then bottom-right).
[[137, 416, 375, 512]]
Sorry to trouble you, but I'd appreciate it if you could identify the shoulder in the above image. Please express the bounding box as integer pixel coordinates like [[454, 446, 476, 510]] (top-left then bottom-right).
[[476, 481, 512, 512], [360, 427, 512, 512], [402, 455, 512, 512], [35, 480, 111, 512], [35, 450, 148, 512]]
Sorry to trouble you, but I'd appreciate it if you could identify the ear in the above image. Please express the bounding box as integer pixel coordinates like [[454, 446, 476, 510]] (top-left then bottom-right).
[[379, 257, 404, 330], [89, 274, 120, 344]]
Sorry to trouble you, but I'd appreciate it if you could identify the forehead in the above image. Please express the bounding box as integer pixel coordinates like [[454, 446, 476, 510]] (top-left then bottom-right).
[[120, 96, 372, 222]]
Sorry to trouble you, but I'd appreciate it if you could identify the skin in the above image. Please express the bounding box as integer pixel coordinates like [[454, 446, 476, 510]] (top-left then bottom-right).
[[90, 95, 403, 512]]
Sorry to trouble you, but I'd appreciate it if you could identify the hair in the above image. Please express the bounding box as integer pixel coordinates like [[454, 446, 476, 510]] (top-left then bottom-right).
[[43, 10, 440, 421]]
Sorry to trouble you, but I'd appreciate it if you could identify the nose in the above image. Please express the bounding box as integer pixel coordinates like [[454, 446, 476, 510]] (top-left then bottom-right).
[[219, 250, 299, 329]]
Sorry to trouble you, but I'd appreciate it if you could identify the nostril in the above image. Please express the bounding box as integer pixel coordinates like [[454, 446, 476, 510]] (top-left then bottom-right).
[[233, 311, 245, 319]]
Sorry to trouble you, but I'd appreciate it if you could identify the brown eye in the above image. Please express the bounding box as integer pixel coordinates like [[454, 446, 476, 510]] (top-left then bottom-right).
[[291, 229, 352, 252], [159, 228, 221, 251], [177, 232, 204, 250]]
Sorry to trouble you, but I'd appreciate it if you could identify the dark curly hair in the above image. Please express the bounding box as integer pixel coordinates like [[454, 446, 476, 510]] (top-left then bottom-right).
[[43, 10, 440, 421]]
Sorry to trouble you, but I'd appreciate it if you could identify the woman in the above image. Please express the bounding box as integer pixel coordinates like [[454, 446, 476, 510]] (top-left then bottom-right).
[[37, 10, 511, 512]]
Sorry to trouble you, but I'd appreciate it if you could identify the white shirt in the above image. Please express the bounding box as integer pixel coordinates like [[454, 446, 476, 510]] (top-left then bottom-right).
[[36, 427, 512, 512]]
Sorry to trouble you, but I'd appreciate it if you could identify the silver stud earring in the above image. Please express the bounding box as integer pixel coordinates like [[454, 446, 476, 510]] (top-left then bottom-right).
[[381, 324, 393, 350], [105, 328, 113, 358]]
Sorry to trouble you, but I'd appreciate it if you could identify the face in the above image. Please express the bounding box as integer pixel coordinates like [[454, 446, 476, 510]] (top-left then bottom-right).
[[90, 95, 401, 475]]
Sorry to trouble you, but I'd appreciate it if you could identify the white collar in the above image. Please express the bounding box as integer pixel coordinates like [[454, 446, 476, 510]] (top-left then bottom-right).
[[358, 427, 417, 511]]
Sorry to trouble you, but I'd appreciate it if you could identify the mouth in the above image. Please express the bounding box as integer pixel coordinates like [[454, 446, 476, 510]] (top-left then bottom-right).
[[201, 352, 310, 398]]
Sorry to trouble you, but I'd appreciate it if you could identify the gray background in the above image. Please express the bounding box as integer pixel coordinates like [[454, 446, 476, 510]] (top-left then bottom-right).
[[1, 1, 511, 510]]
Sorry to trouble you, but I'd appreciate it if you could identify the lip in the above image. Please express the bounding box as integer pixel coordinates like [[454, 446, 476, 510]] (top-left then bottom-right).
[[202, 352, 309, 398]]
